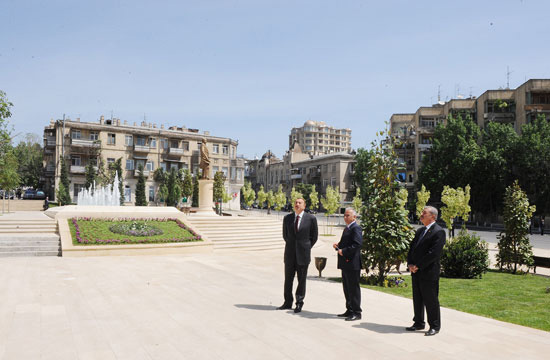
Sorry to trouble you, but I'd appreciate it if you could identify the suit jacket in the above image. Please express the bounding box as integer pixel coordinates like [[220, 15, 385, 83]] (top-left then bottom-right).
[[407, 223, 446, 280], [337, 222, 362, 271], [283, 212, 318, 266]]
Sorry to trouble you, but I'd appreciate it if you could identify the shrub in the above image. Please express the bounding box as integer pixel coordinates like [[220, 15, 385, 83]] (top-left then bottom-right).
[[441, 230, 489, 279]]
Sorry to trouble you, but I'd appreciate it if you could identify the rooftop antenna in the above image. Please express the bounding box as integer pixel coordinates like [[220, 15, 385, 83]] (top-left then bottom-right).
[[506, 66, 513, 89], [469, 87, 473, 98], [111, 110, 114, 119], [437, 85, 441, 102]]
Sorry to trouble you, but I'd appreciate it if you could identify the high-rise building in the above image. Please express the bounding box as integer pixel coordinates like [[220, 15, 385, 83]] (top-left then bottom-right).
[[289, 120, 352, 156]]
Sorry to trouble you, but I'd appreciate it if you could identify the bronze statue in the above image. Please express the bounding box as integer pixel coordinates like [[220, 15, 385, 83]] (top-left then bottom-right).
[[199, 138, 210, 179]]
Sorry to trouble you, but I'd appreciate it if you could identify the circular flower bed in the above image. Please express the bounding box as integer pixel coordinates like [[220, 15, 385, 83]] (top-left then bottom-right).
[[109, 221, 164, 237]]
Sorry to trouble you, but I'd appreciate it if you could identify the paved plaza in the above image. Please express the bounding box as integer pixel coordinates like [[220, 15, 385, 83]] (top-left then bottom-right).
[[0, 211, 549, 359]]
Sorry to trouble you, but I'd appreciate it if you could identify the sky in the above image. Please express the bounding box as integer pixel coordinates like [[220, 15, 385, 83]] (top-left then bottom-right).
[[1, 0, 549, 158]]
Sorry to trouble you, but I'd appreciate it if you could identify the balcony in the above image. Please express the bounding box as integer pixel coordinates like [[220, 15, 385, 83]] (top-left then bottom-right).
[[418, 144, 433, 150], [133, 169, 151, 177], [45, 165, 55, 174], [290, 174, 302, 180], [134, 144, 151, 153], [168, 147, 184, 155], [70, 165, 86, 174], [309, 169, 321, 178], [71, 138, 100, 148], [484, 112, 515, 123], [45, 136, 56, 147], [44, 148, 54, 154], [231, 158, 245, 167], [417, 126, 435, 134], [524, 104, 550, 112]]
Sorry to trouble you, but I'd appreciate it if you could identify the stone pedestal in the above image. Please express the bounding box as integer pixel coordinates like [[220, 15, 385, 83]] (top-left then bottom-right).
[[197, 179, 216, 216]]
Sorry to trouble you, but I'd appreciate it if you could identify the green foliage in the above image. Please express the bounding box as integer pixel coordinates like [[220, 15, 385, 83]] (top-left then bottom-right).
[[13, 134, 43, 189], [321, 185, 340, 215], [257, 185, 267, 208], [85, 161, 97, 192], [497, 181, 535, 273], [192, 175, 199, 207], [0, 150, 20, 212], [441, 230, 489, 279], [135, 165, 148, 206], [290, 186, 303, 205], [309, 185, 319, 211], [274, 185, 286, 211], [213, 171, 226, 202], [0, 90, 13, 156], [241, 181, 256, 207], [109, 221, 163, 236], [108, 158, 124, 205], [441, 185, 471, 234], [57, 157, 71, 205], [181, 169, 193, 202], [362, 275, 407, 288], [158, 184, 168, 204], [416, 184, 430, 218], [354, 128, 415, 286], [295, 183, 314, 208], [266, 190, 275, 211], [351, 188, 362, 213], [165, 168, 182, 207]]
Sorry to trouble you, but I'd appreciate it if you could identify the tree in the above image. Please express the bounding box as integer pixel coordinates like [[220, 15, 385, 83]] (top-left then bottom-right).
[[274, 185, 286, 216], [84, 161, 97, 192], [192, 175, 199, 207], [0, 150, 20, 213], [354, 131, 415, 286], [320, 185, 340, 234], [153, 168, 166, 205], [496, 181, 535, 273], [135, 164, 147, 206], [257, 185, 267, 211], [351, 188, 362, 213], [57, 157, 71, 205], [109, 158, 124, 205], [165, 168, 181, 207], [440, 185, 471, 237], [241, 181, 256, 208], [0, 90, 13, 157], [265, 190, 275, 214], [290, 186, 303, 206], [213, 171, 226, 203], [416, 184, 430, 219], [13, 134, 43, 189], [158, 184, 168, 204], [309, 185, 319, 211], [181, 169, 193, 204], [295, 183, 314, 208]]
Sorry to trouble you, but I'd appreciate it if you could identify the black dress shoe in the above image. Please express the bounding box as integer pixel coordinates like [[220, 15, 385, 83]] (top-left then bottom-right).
[[345, 313, 362, 321], [405, 324, 425, 331], [337, 311, 352, 317], [277, 304, 292, 310], [294, 304, 303, 313], [425, 328, 439, 336]]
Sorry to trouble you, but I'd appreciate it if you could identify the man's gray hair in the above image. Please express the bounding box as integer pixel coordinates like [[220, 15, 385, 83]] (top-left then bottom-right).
[[345, 208, 357, 217], [424, 206, 438, 218]]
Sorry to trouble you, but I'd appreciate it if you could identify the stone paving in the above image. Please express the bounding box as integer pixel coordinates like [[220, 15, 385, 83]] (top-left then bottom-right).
[[0, 211, 549, 359]]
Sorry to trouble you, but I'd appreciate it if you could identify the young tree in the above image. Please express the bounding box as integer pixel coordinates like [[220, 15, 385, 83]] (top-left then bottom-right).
[[290, 186, 303, 206], [416, 184, 430, 219], [84, 161, 97, 192], [135, 164, 147, 206], [321, 185, 340, 234], [109, 158, 124, 205], [165, 168, 182, 207], [213, 171, 226, 205], [57, 157, 71, 205], [309, 185, 319, 212], [0, 90, 13, 157], [158, 184, 168, 205], [265, 190, 275, 214], [192, 174, 199, 207], [181, 169, 193, 204], [496, 181, 535, 273], [295, 183, 314, 208], [241, 181, 256, 208], [0, 150, 20, 213], [274, 185, 287, 216], [257, 185, 267, 212], [441, 185, 471, 237], [354, 130, 415, 286], [351, 187, 363, 213], [153, 168, 166, 205]]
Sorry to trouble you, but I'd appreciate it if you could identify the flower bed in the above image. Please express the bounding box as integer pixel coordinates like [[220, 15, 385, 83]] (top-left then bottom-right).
[[69, 217, 202, 245]]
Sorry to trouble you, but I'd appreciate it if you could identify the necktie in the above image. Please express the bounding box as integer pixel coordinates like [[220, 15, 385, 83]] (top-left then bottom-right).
[[294, 215, 300, 232]]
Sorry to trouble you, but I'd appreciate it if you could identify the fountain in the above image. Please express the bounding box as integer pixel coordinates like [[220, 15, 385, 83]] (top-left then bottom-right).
[[77, 172, 121, 206]]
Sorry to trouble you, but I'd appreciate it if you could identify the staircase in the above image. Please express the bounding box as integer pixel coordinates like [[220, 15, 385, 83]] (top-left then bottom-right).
[[186, 215, 284, 251], [0, 218, 60, 257]]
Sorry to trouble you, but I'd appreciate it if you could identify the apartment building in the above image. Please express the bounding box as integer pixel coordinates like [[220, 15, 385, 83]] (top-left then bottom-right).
[[42, 116, 245, 209], [389, 78, 550, 187], [289, 120, 352, 156]]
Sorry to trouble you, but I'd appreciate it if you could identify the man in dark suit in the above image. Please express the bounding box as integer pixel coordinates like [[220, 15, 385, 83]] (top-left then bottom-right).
[[278, 197, 318, 313], [333, 208, 363, 321], [406, 206, 446, 336]]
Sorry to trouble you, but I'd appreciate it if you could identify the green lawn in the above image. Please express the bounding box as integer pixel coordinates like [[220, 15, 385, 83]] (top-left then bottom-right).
[[69, 218, 202, 245], [333, 271, 550, 332]]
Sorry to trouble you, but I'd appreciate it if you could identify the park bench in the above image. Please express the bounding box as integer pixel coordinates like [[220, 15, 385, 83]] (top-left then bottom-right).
[[533, 256, 550, 274]]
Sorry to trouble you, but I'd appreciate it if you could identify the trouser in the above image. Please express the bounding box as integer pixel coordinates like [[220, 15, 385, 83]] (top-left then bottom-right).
[[284, 262, 308, 306], [411, 273, 441, 330], [342, 269, 362, 314]]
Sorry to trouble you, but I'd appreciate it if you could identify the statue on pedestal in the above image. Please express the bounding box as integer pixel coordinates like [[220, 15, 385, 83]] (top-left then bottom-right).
[[200, 138, 210, 179]]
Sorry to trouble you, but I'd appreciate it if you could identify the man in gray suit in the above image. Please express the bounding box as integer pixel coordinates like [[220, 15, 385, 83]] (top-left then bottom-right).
[[278, 197, 318, 313]]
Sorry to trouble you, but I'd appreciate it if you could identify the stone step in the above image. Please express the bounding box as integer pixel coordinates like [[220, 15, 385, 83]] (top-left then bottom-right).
[[214, 243, 284, 251], [0, 239, 60, 245], [0, 250, 60, 257], [211, 235, 282, 243], [0, 245, 60, 252], [0, 227, 57, 233], [0, 224, 57, 229], [199, 228, 281, 235], [0, 220, 56, 225]]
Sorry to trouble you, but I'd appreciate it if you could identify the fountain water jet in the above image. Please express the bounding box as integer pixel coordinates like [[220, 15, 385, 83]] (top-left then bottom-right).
[[77, 172, 121, 206]]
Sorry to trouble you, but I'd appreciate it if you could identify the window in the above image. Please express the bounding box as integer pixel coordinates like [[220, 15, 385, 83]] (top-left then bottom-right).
[[124, 186, 131, 203], [125, 135, 133, 146], [213, 144, 219, 153], [222, 167, 228, 177], [71, 130, 81, 139], [331, 163, 337, 172], [107, 133, 116, 145], [136, 160, 145, 170], [181, 163, 188, 170], [323, 179, 328, 188], [182, 141, 189, 151], [170, 163, 178, 170], [107, 158, 115, 165], [331, 177, 336, 187], [170, 140, 179, 148], [231, 147, 235, 159], [126, 159, 134, 170], [136, 137, 146, 146], [149, 137, 157, 148], [71, 155, 81, 166], [149, 186, 155, 202], [146, 161, 154, 171], [231, 167, 236, 180], [90, 132, 98, 141], [73, 184, 85, 197], [160, 139, 168, 149], [160, 162, 167, 171], [222, 145, 228, 155], [237, 168, 242, 180], [322, 164, 328, 172]]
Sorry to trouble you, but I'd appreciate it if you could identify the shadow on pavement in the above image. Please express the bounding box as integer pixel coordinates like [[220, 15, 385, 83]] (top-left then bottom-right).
[[353, 322, 408, 334], [234, 304, 278, 311]]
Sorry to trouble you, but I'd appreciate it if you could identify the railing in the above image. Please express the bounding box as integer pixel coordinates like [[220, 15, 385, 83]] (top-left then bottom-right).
[[45, 165, 55, 173], [134, 144, 151, 153], [70, 165, 86, 173], [168, 147, 184, 155], [46, 136, 56, 147], [133, 169, 151, 177], [418, 144, 432, 150], [71, 138, 100, 147], [290, 174, 302, 180]]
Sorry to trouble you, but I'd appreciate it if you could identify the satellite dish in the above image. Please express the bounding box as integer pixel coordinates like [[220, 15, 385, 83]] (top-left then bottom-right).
[[438, 101, 445, 105]]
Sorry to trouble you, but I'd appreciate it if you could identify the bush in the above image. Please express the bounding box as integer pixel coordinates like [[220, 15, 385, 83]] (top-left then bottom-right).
[[441, 230, 489, 279]]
